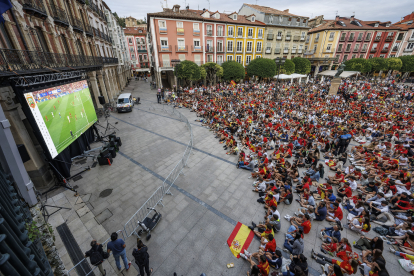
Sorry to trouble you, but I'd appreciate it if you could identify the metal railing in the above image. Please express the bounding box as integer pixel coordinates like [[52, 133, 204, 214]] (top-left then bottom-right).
[[124, 104, 193, 238], [0, 48, 118, 75], [49, 3, 69, 26], [22, 0, 48, 18], [66, 229, 126, 276]]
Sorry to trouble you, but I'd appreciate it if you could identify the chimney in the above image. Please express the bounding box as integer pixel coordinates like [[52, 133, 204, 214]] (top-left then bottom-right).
[[284, 9, 289, 12], [335, 15, 340, 21], [203, 8, 206, 12], [350, 15, 354, 21], [186, 5, 189, 10]]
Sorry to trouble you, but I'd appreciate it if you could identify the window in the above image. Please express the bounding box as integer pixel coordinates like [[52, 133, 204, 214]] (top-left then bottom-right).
[[236, 56, 242, 63], [366, 33, 371, 40], [227, 55, 233, 61], [206, 40, 213, 52], [217, 41, 223, 51], [369, 54, 373, 58], [227, 40, 233, 51], [237, 41, 243, 52], [337, 44, 343, 51], [159, 20, 166, 29], [228, 26, 234, 37], [397, 33, 404, 40], [207, 54, 213, 62], [357, 33, 363, 41], [354, 44, 359, 51], [374, 23, 379, 27], [248, 28, 253, 37], [380, 54, 385, 58], [362, 43, 368, 50], [194, 40, 200, 48], [207, 25, 213, 36], [306, 35, 309, 43], [258, 29, 263, 38], [251, 16, 255, 22], [194, 55, 201, 65], [176, 22, 183, 28], [160, 38, 168, 48], [384, 43, 389, 49], [177, 38, 185, 51], [346, 44, 351, 51], [329, 32, 334, 40], [128, 38, 133, 44], [217, 55, 223, 64], [349, 33, 355, 40], [247, 41, 252, 52], [162, 54, 170, 67], [340, 33, 346, 40], [326, 44, 332, 52], [359, 54, 364, 58], [193, 23, 199, 30], [343, 54, 348, 61], [372, 43, 377, 49], [407, 43, 414, 50], [238, 27, 243, 37], [336, 54, 340, 61], [257, 41, 262, 52], [217, 26, 223, 36], [233, 14, 237, 20], [352, 54, 356, 59]]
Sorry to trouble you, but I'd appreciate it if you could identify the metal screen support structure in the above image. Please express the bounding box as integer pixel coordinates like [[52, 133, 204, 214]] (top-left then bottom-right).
[[0, 104, 37, 206]]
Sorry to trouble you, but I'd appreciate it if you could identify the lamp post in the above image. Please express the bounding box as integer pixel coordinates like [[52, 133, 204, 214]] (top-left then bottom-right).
[[171, 59, 181, 91], [274, 57, 286, 92]]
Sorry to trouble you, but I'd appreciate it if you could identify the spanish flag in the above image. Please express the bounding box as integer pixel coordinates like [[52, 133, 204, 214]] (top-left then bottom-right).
[[227, 222, 254, 258], [275, 150, 280, 159], [231, 80, 236, 86]]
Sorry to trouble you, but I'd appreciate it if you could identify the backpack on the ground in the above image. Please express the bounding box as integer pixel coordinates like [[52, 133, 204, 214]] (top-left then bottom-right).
[[90, 249, 103, 266]]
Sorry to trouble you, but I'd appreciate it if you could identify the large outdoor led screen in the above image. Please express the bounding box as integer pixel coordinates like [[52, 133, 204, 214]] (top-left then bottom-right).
[[24, 80, 97, 158]]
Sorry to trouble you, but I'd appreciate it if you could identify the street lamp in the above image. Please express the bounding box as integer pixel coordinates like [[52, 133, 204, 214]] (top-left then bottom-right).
[[171, 59, 181, 90], [274, 57, 286, 92]]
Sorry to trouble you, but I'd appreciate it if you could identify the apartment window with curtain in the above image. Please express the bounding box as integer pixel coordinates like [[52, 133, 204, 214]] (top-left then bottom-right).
[[228, 26, 233, 37], [217, 26, 223, 36], [246, 55, 251, 64], [236, 41, 242, 52], [248, 28, 253, 37], [237, 27, 243, 37], [256, 41, 262, 52], [227, 41, 233, 51]]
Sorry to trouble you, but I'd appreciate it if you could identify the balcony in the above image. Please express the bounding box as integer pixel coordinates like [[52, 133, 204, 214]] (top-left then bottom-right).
[[381, 48, 389, 53], [206, 46, 214, 52], [175, 45, 188, 52], [139, 62, 150, 68], [385, 36, 393, 42], [324, 49, 332, 53], [217, 32, 224, 37], [374, 36, 381, 42], [304, 50, 315, 55], [193, 30, 200, 36], [177, 28, 184, 35], [340, 37, 346, 42], [158, 45, 172, 52], [265, 48, 272, 54], [353, 48, 359, 52], [329, 37, 334, 41], [69, 16, 84, 33], [344, 48, 351, 53], [274, 48, 281, 54], [300, 37, 305, 41], [85, 25, 93, 37], [365, 36, 371, 41], [276, 35, 283, 40], [348, 36, 355, 42], [191, 46, 203, 52], [404, 47, 413, 52], [361, 48, 367, 52], [298, 49, 303, 54], [283, 49, 289, 54], [370, 48, 377, 53], [216, 46, 224, 53], [285, 36, 291, 41], [293, 35, 300, 41], [267, 34, 274, 40], [22, 0, 48, 19], [392, 46, 398, 52], [409, 36, 414, 42], [291, 49, 297, 54], [0, 48, 116, 77], [137, 49, 147, 53], [207, 30, 213, 36], [160, 61, 171, 67], [49, 3, 69, 27], [237, 33, 243, 38], [226, 47, 233, 52]]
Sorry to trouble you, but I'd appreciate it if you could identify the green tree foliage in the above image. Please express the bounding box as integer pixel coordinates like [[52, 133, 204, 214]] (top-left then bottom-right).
[[112, 13, 125, 27], [221, 61, 245, 82], [292, 57, 311, 74], [344, 58, 372, 73], [367, 57, 388, 72], [280, 59, 295, 75], [398, 56, 414, 72], [201, 62, 223, 84], [246, 58, 277, 80], [174, 60, 201, 86]]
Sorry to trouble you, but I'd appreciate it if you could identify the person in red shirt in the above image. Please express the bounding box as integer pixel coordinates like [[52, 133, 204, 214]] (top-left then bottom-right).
[[337, 182, 353, 198], [326, 202, 343, 222], [301, 216, 312, 234], [312, 250, 358, 275]]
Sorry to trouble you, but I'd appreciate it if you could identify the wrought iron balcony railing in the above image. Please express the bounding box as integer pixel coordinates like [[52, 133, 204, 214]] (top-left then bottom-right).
[[0, 48, 118, 76], [22, 0, 48, 19], [49, 3, 69, 27], [85, 25, 93, 37], [70, 16, 84, 33]]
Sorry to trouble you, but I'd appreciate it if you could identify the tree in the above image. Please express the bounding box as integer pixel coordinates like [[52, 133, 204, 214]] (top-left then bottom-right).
[[344, 58, 372, 73], [201, 62, 223, 84], [246, 58, 277, 81], [221, 61, 245, 82], [367, 57, 388, 72], [112, 13, 125, 27], [280, 59, 295, 75], [398, 56, 414, 73], [174, 60, 201, 86], [292, 57, 311, 74], [386, 57, 402, 76]]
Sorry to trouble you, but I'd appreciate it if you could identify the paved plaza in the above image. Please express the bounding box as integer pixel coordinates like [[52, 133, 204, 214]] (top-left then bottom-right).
[[47, 80, 408, 276]]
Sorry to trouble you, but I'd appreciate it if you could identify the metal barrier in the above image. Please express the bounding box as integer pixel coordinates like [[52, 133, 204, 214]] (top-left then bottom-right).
[[66, 229, 125, 276], [123, 104, 193, 238]]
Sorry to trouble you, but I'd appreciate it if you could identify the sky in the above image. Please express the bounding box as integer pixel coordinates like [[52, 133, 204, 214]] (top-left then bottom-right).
[[104, 0, 412, 24]]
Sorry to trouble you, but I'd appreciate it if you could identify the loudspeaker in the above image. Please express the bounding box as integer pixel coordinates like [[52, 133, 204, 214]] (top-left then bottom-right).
[[98, 96, 106, 105], [108, 147, 116, 158], [115, 137, 122, 147], [97, 153, 113, 165], [100, 147, 109, 157], [16, 144, 31, 163]]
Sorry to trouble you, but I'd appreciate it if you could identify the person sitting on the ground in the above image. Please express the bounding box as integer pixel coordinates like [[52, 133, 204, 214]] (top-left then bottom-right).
[[249, 214, 281, 233], [327, 171, 344, 185], [315, 201, 328, 221], [320, 224, 342, 243], [296, 190, 316, 209], [285, 214, 312, 239], [337, 182, 353, 198], [326, 202, 343, 223], [283, 232, 304, 255], [311, 249, 359, 275]]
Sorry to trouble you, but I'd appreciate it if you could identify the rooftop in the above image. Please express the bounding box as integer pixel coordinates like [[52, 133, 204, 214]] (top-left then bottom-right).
[[124, 27, 147, 35], [309, 16, 401, 33], [242, 3, 308, 18]]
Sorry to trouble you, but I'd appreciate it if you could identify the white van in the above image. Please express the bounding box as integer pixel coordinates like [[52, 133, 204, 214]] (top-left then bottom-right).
[[117, 93, 134, 112]]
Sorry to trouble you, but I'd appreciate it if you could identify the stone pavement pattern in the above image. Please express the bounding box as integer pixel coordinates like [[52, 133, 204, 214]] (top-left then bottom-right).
[[50, 80, 408, 276]]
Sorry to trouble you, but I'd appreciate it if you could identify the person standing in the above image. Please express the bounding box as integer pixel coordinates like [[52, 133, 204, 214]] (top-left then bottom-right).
[[157, 91, 161, 104], [132, 240, 153, 276], [161, 87, 165, 102], [107, 232, 131, 271], [85, 240, 107, 275]]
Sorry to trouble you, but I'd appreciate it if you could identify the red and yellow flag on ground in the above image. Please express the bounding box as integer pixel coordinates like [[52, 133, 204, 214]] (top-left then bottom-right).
[[231, 80, 236, 86], [227, 222, 254, 258]]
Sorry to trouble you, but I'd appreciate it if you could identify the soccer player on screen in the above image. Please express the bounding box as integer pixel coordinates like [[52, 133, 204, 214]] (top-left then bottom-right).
[[69, 112, 72, 118], [54, 105, 56, 110], [75, 114, 77, 121], [70, 130, 74, 138], [45, 115, 48, 122], [51, 112, 54, 118]]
